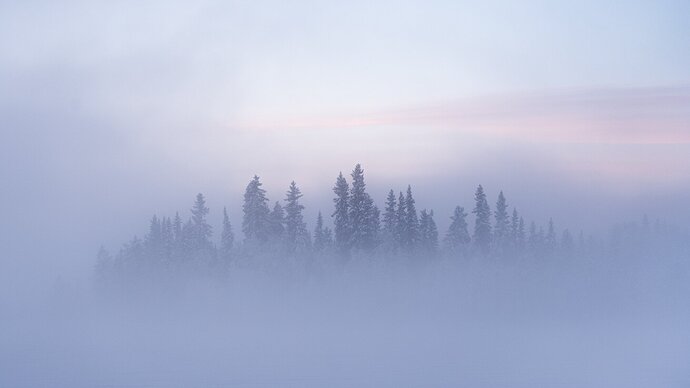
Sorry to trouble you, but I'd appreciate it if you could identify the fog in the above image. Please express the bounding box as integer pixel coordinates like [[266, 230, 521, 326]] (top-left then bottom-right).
[[2, 0, 690, 386], [4, 245, 690, 386]]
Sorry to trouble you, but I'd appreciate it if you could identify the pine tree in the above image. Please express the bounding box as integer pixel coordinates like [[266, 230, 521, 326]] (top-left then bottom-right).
[[269, 201, 285, 241], [323, 227, 334, 249], [313, 211, 327, 253], [145, 214, 165, 265], [427, 210, 438, 253], [332, 172, 351, 255], [161, 217, 173, 260], [517, 216, 526, 251], [285, 181, 310, 253], [419, 209, 438, 255], [146, 215, 162, 248], [220, 207, 234, 260], [381, 190, 398, 253], [172, 212, 184, 262], [190, 193, 212, 250], [510, 208, 520, 248], [348, 164, 377, 251], [402, 185, 419, 252], [173, 212, 183, 244], [419, 209, 429, 249], [445, 206, 470, 254], [493, 191, 509, 253], [242, 175, 271, 245], [370, 202, 381, 249], [472, 185, 492, 254], [546, 218, 557, 252], [395, 191, 406, 250]]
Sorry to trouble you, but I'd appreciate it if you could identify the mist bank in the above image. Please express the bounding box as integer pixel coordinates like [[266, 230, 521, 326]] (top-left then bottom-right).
[[3, 249, 690, 387]]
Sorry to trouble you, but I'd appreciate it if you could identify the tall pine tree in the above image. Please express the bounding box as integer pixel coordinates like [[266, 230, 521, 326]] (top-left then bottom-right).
[[402, 185, 419, 252], [445, 206, 470, 254], [190, 193, 213, 251], [220, 207, 234, 260], [242, 175, 271, 245], [493, 191, 510, 253], [348, 164, 377, 251], [284, 181, 310, 253], [472, 185, 492, 254], [332, 172, 351, 255]]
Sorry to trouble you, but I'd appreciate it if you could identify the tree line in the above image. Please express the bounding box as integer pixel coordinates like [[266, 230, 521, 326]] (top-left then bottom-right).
[[95, 163, 659, 285]]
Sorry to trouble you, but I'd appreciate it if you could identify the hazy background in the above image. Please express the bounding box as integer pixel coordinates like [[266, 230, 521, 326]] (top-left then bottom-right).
[[1, 2, 690, 387], [1, 0, 689, 308]]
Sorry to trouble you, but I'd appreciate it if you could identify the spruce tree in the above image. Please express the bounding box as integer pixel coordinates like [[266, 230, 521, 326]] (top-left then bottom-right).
[[419, 209, 438, 255], [403, 185, 419, 252], [493, 191, 509, 253], [381, 190, 398, 253], [395, 191, 406, 250], [161, 217, 173, 260], [546, 218, 557, 252], [445, 206, 470, 254], [517, 216, 526, 251], [269, 201, 286, 241], [510, 208, 520, 248], [146, 215, 162, 249], [332, 172, 351, 255], [190, 193, 212, 250], [313, 211, 327, 253], [173, 212, 183, 244], [472, 185, 492, 254], [348, 164, 377, 251], [220, 207, 234, 260], [242, 175, 271, 245], [285, 181, 310, 253]]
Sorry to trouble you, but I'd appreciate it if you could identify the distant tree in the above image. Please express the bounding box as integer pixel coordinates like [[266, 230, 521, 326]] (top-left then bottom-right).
[[173, 212, 183, 244], [370, 203, 381, 248], [493, 191, 510, 253], [510, 208, 520, 248], [561, 228, 573, 253], [145, 215, 162, 251], [332, 172, 351, 255], [445, 206, 470, 254], [322, 227, 334, 249], [402, 185, 420, 252], [546, 218, 557, 252], [313, 211, 328, 253], [269, 201, 286, 242], [190, 193, 212, 250], [285, 181, 310, 253], [161, 217, 173, 259], [220, 207, 234, 260], [242, 175, 271, 245], [419, 209, 438, 255], [517, 216, 526, 251], [395, 191, 406, 250], [472, 185, 492, 254], [381, 190, 398, 253], [348, 164, 377, 251]]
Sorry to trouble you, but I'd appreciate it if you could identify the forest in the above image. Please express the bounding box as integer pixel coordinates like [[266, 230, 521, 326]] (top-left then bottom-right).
[[94, 163, 685, 291]]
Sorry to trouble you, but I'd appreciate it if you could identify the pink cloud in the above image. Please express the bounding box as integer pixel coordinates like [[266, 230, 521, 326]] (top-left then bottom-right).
[[238, 85, 690, 145]]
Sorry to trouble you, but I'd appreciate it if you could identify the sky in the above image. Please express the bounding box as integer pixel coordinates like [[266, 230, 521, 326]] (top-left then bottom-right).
[[1, 0, 689, 282]]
